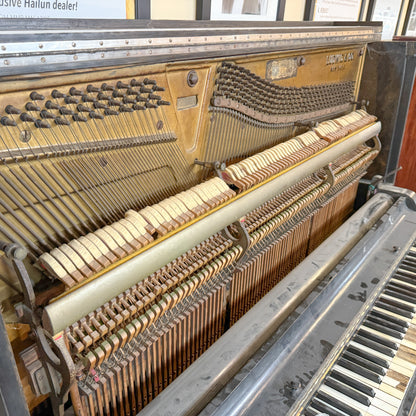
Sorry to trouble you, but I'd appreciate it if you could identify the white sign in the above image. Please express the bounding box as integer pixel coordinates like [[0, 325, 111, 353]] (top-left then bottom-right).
[[313, 0, 361, 21], [0, 0, 126, 19], [210, 0, 279, 21]]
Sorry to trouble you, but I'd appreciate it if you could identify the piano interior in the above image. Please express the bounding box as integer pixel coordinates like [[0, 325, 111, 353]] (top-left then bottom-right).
[[1, 19, 416, 416]]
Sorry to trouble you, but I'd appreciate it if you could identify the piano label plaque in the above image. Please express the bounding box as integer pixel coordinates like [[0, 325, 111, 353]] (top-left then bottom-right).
[[177, 95, 198, 110], [266, 58, 298, 81]]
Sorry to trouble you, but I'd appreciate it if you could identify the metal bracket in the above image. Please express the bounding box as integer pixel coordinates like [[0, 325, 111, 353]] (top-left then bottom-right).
[[376, 183, 416, 211], [322, 164, 335, 188], [371, 134, 382, 153], [313, 164, 335, 189], [350, 99, 369, 111], [194, 158, 226, 178], [0, 242, 75, 416], [221, 221, 250, 258]]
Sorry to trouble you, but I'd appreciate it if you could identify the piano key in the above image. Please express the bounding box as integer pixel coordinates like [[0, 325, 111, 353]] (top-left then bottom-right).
[[375, 300, 413, 319], [380, 294, 416, 312], [353, 335, 395, 357], [346, 345, 389, 368], [311, 396, 351, 416], [388, 280, 416, 297], [331, 365, 403, 410], [318, 385, 369, 415], [338, 357, 381, 383], [372, 305, 412, 325], [349, 340, 414, 376], [363, 319, 404, 339], [303, 407, 322, 416], [368, 310, 409, 330], [330, 369, 375, 397], [357, 328, 398, 350], [325, 377, 371, 406], [386, 284, 416, 302], [343, 351, 386, 376]]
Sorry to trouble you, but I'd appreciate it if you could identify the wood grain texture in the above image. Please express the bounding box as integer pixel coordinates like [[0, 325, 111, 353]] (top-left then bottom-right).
[[395, 78, 416, 191]]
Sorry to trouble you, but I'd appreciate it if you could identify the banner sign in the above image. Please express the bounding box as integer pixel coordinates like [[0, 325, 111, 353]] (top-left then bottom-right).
[[0, 0, 126, 18], [313, 0, 361, 21]]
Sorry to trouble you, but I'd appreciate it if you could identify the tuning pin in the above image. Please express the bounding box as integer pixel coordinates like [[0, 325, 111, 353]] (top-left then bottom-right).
[[34, 119, 51, 128], [94, 102, 108, 110], [5, 105, 21, 115], [69, 87, 83, 96], [59, 107, 75, 116], [82, 95, 96, 103], [89, 111, 104, 120], [157, 100, 170, 106], [30, 91, 45, 101], [119, 105, 134, 113], [77, 104, 91, 113], [51, 89, 66, 99], [45, 100, 60, 110], [101, 83, 115, 91], [152, 85, 165, 92], [65, 96, 79, 105], [20, 112, 36, 122], [132, 104, 146, 111], [123, 96, 136, 104], [86, 84, 101, 93], [130, 79, 143, 87], [140, 86, 152, 94], [116, 81, 129, 89], [112, 90, 125, 98], [55, 117, 70, 126], [107, 98, 122, 107], [25, 102, 41, 112], [40, 110, 56, 119], [104, 108, 119, 116], [73, 114, 88, 122], [143, 78, 157, 85], [1, 116, 17, 126]]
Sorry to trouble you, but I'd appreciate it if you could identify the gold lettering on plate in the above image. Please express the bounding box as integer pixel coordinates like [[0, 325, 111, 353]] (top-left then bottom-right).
[[326, 52, 355, 71]]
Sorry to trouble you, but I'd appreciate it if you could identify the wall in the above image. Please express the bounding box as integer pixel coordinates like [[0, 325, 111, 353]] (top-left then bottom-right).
[[151, 0, 196, 19], [151, 0, 306, 20]]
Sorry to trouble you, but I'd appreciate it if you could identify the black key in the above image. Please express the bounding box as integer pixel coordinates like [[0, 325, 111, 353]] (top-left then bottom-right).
[[343, 351, 386, 376], [384, 288, 416, 305], [370, 309, 409, 329], [375, 300, 413, 319], [311, 397, 350, 416], [325, 377, 370, 406], [363, 320, 404, 339], [402, 261, 416, 272], [388, 280, 416, 296], [366, 314, 407, 333], [346, 345, 389, 368], [338, 357, 381, 383], [357, 328, 398, 350], [395, 270, 416, 284], [379, 296, 415, 313], [330, 369, 375, 398], [316, 391, 362, 416], [304, 407, 321, 416], [353, 334, 395, 357]]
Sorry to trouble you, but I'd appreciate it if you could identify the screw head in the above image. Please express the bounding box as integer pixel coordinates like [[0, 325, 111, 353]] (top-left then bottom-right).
[[187, 70, 198, 87]]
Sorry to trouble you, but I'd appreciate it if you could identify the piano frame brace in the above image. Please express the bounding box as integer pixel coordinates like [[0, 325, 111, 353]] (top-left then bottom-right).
[[42, 122, 382, 336], [0, 242, 75, 416]]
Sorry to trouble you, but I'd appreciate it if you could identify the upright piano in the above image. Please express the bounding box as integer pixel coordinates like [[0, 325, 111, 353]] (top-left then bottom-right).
[[1, 19, 415, 416]]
